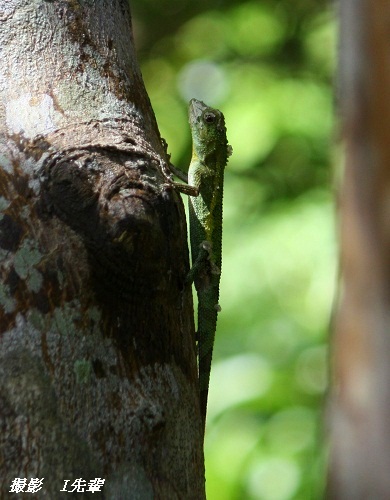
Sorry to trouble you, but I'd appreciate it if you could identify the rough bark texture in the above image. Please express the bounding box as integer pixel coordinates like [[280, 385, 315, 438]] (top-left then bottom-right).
[[0, 1, 205, 498], [328, 1, 390, 498]]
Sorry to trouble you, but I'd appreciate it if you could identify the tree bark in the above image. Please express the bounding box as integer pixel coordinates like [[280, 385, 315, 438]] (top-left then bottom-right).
[[328, 0, 390, 498], [0, 1, 204, 498]]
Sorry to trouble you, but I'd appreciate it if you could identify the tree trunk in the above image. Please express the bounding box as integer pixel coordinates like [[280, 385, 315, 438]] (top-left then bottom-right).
[[328, 0, 390, 497], [0, 1, 205, 498]]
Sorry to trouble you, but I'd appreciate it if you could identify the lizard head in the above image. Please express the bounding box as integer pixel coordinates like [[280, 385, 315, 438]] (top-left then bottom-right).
[[188, 99, 229, 156]]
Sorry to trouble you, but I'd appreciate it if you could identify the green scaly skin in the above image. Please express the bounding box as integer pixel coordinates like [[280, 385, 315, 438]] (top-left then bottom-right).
[[186, 99, 231, 434]]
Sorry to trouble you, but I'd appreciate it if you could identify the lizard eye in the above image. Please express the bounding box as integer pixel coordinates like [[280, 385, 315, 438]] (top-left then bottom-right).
[[204, 112, 216, 124]]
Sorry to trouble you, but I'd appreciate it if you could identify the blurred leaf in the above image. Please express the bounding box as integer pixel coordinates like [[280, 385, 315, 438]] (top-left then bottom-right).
[[246, 457, 301, 500], [228, 3, 286, 57], [304, 10, 336, 77], [208, 354, 273, 420], [175, 13, 227, 60]]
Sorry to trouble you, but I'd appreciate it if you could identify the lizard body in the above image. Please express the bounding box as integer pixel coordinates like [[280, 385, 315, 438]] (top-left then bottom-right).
[[186, 99, 231, 433]]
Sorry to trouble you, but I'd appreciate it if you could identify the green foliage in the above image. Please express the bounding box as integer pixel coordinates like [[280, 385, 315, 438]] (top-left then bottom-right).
[[134, 1, 335, 498]]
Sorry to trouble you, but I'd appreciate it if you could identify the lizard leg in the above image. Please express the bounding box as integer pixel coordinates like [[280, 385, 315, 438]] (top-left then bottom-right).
[[159, 160, 199, 195], [168, 163, 188, 182], [165, 163, 199, 196], [171, 182, 199, 196], [186, 241, 213, 285]]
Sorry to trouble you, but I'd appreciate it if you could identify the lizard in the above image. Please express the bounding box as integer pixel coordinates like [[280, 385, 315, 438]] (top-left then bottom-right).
[[172, 99, 231, 434]]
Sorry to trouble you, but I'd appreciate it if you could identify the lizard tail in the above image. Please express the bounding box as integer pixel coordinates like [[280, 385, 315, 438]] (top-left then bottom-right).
[[197, 293, 218, 435], [199, 347, 213, 433]]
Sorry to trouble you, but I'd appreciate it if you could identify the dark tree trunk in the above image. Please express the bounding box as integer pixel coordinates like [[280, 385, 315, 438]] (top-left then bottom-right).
[[0, 1, 205, 498], [329, 0, 390, 498]]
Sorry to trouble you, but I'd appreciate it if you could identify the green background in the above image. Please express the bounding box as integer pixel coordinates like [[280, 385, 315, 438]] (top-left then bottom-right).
[[132, 1, 335, 498]]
